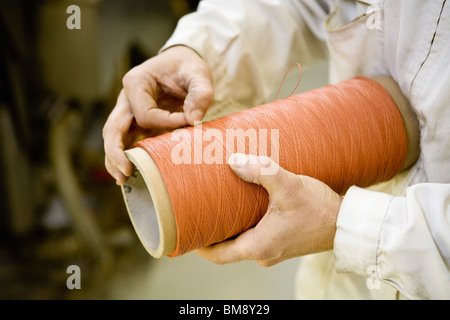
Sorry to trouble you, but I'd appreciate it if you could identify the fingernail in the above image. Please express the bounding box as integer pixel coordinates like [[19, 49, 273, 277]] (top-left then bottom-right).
[[258, 156, 272, 167], [189, 109, 204, 124], [228, 153, 249, 168], [118, 164, 130, 176]]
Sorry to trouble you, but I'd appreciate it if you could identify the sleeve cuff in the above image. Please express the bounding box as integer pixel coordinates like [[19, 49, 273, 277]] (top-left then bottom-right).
[[159, 24, 209, 58], [334, 186, 394, 277]]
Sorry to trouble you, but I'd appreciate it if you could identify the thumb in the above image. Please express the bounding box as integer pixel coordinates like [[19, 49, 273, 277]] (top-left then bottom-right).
[[228, 153, 291, 195]]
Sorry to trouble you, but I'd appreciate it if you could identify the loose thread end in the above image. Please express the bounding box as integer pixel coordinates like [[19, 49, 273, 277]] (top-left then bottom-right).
[[273, 62, 302, 101]]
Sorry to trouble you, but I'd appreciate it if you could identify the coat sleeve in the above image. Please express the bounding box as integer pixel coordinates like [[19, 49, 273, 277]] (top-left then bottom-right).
[[334, 184, 450, 300], [161, 0, 331, 107]]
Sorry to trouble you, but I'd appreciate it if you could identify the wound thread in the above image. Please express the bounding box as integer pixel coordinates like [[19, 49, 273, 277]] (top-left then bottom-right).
[[128, 77, 407, 257]]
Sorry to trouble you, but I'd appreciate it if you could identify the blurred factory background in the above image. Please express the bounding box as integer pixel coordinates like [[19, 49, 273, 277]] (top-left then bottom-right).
[[0, 0, 328, 299]]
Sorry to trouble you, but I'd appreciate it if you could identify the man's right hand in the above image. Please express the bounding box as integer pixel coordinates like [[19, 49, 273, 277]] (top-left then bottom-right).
[[102, 45, 214, 184]]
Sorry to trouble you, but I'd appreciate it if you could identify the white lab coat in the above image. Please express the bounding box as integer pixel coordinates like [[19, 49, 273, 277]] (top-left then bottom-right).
[[161, 0, 450, 299]]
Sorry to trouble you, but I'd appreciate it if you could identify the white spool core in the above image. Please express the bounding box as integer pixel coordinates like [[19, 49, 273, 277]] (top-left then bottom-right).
[[120, 147, 177, 258]]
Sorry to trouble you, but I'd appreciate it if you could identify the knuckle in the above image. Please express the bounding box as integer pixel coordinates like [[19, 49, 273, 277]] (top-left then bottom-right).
[[199, 86, 214, 103], [200, 86, 214, 103], [102, 121, 112, 139], [102, 124, 108, 139], [122, 67, 139, 87], [133, 114, 150, 128], [102, 130, 118, 153]]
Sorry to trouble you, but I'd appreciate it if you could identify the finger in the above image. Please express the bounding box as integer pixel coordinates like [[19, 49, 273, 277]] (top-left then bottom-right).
[[103, 90, 135, 180], [196, 237, 290, 267], [123, 71, 188, 129], [195, 229, 256, 265], [105, 156, 129, 185], [182, 76, 214, 125], [228, 153, 293, 195], [255, 255, 295, 268], [195, 240, 242, 265], [138, 108, 187, 130], [105, 144, 134, 179]]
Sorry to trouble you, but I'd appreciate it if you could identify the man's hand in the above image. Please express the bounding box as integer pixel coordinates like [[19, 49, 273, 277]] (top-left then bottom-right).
[[196, 153, 343, 267], [102, 46, 214, 184]]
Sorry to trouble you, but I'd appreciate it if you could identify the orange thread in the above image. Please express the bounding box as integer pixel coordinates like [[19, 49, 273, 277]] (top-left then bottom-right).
[[135, 77, 407, 257], [273, 62, 302, 101]]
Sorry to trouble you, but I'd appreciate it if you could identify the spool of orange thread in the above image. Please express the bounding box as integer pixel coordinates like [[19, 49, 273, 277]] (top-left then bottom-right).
[[120, 76, 410, 258]]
